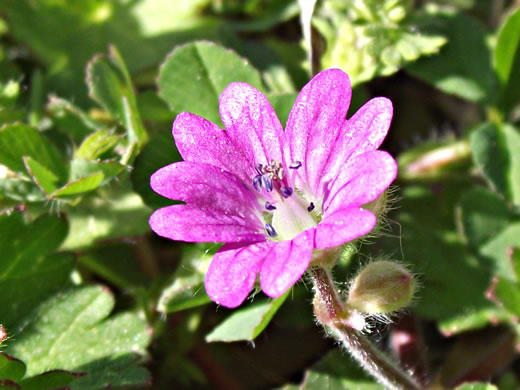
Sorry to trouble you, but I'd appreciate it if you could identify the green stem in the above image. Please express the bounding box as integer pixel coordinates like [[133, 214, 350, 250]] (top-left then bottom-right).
[[310, 267, 423, 390]]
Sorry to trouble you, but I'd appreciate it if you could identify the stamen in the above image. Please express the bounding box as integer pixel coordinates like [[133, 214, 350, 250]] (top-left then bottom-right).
[[265, 201, 277, 210], [289, 161, 302, 169], [255, 164, 264, 175], [280, 186, 293, 198], [308, 202, 315, 212], [253, 175, 263, 192], [261, 175, 273, 192], [265, 223, 277, 237]]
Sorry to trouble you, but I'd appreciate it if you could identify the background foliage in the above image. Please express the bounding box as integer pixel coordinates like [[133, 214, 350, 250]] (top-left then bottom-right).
[[0, 0, 519, 389]]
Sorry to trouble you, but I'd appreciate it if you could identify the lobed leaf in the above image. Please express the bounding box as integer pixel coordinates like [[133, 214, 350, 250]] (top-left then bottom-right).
[[4, 285, 151, 387]]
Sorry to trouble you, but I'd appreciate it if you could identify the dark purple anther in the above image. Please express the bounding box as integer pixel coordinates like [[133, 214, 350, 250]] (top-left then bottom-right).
[[289, 161, 302, 169], [265, 223, 277, 237], [255, 164, 264, 175], [253, 175, 263, 192], [261, 175, 273, 192], [265, 201, 277, 210], [307, 202, 315, 212], [281, 186, 293, 198]]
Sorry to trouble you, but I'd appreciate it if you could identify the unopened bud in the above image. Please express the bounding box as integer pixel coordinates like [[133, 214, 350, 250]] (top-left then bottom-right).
[[347, 261, 415, 314]]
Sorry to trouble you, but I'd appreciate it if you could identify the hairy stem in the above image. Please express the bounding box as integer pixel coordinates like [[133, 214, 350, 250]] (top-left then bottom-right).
[[310, 267, 423, 390]]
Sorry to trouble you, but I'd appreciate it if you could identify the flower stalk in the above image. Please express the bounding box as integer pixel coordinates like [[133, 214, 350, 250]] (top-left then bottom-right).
[[310, 266, 423, 390]]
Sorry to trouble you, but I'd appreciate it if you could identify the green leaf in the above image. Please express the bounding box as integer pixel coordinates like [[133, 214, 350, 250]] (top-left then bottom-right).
[[495, 277, 520, 317], [457, 188, 513, 248], [480, 224, 520, 281], [157, 243, 217, 313], [20, 370, 82, 390], [5, 286, 151, 387], [0, 213, 73, 329], [68, 159, 124, 184], [47, 96, 102, 142], [470, 123, 520, 204], [51, 172, 105, 199], [75, 129, 121, 160], [0, 123, 64, 177], [206, 290, 290, 342], [157, 41, 264, 126], [0, 354, 25, 382], [87, 46, 148, 148], [494, 8, 520, 116], [278, 350, 381, 390], [23, 156, 59, 196], [406, 7, 496, 104], [131, 130, 181, 209]]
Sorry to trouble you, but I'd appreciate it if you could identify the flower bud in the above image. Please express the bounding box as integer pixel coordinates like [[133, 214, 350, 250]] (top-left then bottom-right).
[[347, 261, 415, 314]]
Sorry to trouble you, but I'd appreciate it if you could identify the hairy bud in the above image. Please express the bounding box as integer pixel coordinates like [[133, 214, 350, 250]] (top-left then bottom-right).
[[347, 261, 415, 314]]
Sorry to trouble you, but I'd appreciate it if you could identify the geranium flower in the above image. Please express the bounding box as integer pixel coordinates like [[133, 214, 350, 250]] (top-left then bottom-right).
[[149, 69, 397, 308]]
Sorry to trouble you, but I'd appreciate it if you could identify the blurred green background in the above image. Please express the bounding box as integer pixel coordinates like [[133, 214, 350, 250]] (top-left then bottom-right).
[[0, 0, 519, 389]]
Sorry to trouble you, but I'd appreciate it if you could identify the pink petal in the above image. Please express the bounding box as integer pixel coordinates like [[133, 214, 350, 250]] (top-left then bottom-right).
[[149, 205, 264, 243], [205, 242, 269, 308], [323, 97, 393, 185], [219, 82, 285, 167], [150, 162, 261, 225], [323, 150, 397, 215], [315, 208, 376, 249], [285, 69, 352, 196], [172, 112, 253, 186], [260, 229, 314, 298]]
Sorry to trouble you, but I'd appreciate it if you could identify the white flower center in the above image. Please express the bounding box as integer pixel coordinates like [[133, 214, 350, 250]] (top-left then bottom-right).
[[252, 160, 320, 241]]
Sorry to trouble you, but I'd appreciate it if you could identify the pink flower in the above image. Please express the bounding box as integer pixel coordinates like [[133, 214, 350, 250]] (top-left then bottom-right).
[[149, 69, 397, 308]]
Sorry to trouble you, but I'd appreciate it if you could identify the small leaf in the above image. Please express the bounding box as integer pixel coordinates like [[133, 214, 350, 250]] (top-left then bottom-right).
[[0, 123, 64, 177], [23, 156, 59, 196], [206, 290, 290, 342], [457, 188, 513, 248], [495, 277, 520, 317], [480, 224, 520, 281], [494, 8, 520, 116], [51, 172, 104, 199], [470, 123, 520, 204], [75, 129, 121, 160], [0, 354, 26, 382], [157, 41, 264, 126], [87, 46, 148, 148]]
